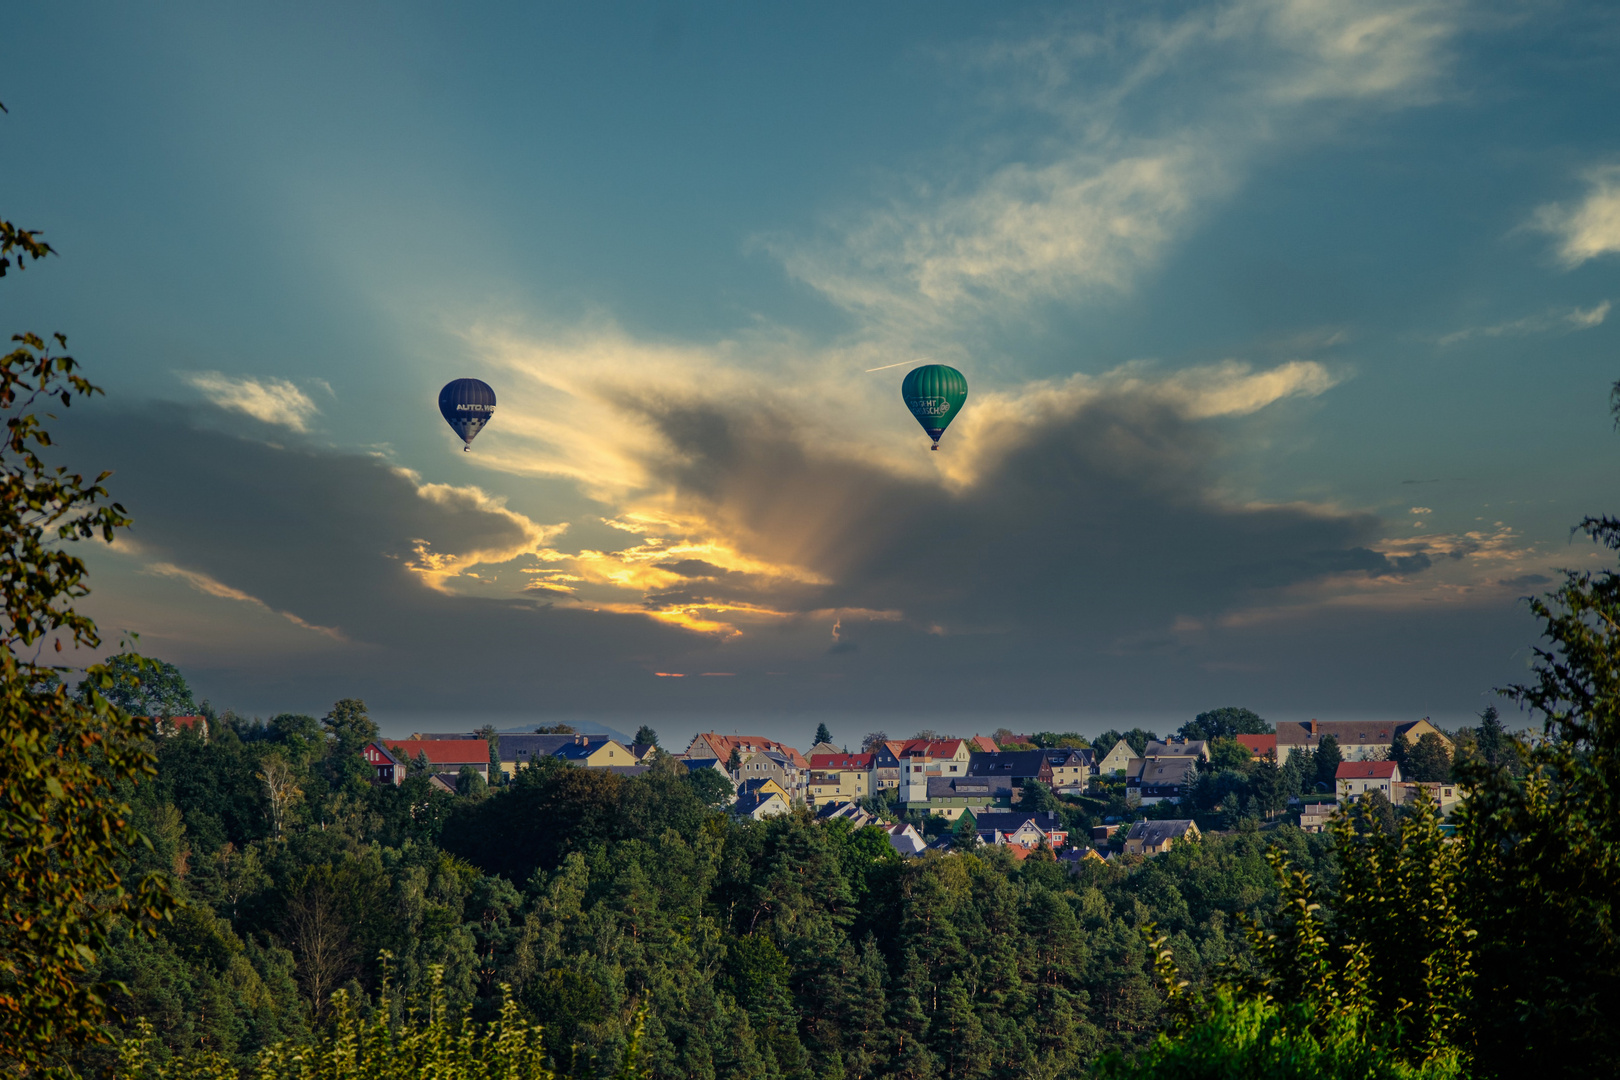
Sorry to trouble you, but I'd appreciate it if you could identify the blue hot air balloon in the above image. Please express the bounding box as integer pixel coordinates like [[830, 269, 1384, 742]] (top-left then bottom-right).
[[439, 378, 497, 451]]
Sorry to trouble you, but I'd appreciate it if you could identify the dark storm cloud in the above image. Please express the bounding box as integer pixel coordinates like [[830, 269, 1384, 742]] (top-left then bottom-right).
[[621, 387, 1417, 646], [57, 403, 709, 711]]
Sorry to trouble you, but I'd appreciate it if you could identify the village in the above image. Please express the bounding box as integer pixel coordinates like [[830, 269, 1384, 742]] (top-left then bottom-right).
[[348, 717, 1469, 865]]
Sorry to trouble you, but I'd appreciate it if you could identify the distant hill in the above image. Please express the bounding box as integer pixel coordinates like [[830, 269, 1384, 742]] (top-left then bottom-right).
[[496, 719, 634, 744]]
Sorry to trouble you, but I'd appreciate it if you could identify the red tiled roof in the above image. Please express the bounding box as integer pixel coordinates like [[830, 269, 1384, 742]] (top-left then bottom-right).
[[382, 739, 489, 766], [810, 753, 873, 769], [896, 738, 965, 758], [694, 733, 809, 769], [971, 735, 999, 752], [1336, 760, 1398, 780], [1235, 734, 1276, 756]]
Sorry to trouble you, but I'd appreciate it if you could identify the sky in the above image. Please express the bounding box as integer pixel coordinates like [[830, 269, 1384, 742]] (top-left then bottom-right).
[[3, 1, 1618, 746]]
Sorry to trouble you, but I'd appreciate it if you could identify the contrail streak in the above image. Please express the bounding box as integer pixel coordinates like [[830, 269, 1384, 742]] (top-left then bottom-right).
[[865, 360, 916, 372]]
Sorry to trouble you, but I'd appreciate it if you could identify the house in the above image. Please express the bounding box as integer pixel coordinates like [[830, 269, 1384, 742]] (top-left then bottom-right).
[[414, 732, 636, 778], [1122, 819, 1200, 855], [1142, 738, 1210, 762], [1045, 748, 1096, 792], [1060, 846, 1107, 869], [150, 715, 209, 741], [969, 735, 1000, 752], [966, 750, 1054, 787], [816, 801, 876, 828], [368, 740, 490, 786], [1097, 739, 1137, 776], [685, 733, 809, 770], [553, 739, 637, 770], [1137, 758, 1199, 805], [808, 752, 873, 807], [1336, 760, 1402, 801], [489, 734, 582, 774], [972, 810, 1068, 849], [884, 822, 927, 856], [738, 776, 789, 801], [898, 739, 975, 803], [1278, 720, 1407, 764], [1392, 780, 1464, 817], [1394, 718, 1454, 752], [736, 749, 807, 804], [1299, 803, 1338, 833], [626, 741, 659, 762], [1235, 733, 1277, 759], [731, 789, 790, 820], [807, 739, 842, 757], [365, 742, 405, 784], [918, 774, 1018, 819], [868, 741, 905, 791]]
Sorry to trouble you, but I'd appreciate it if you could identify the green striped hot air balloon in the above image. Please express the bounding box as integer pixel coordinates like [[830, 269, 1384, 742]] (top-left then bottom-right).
[[901, 364, 968, 450]]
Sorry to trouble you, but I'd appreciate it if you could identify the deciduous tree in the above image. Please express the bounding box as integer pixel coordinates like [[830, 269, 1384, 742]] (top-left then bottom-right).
[[0, 207, 176, 1072]]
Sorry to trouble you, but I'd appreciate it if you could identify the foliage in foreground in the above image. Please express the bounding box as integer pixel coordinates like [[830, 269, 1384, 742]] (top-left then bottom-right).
[[1100, 794, 1469, 1080], [0, 213, 176, 1072], [113, 966, 647, 1080], [1105, 403, 1620, 1078], [1095, 990, 1459, 1080], [1450, 511, 1620, 1074]]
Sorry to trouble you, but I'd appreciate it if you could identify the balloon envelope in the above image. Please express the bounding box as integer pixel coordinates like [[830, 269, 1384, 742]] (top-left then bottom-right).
[[901, 365, 968, 448], [439, 378, 497, 447]]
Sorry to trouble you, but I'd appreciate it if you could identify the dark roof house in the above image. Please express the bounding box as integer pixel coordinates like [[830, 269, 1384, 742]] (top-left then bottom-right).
[[1123, 819, 1199, 855]]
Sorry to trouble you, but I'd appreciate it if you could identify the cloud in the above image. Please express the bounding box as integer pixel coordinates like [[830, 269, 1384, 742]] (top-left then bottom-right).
[[1533, 165, 1620, 268], [771, 0, 1459, 339], [144, 562, 345, 638], [53, 376, 1561, 724], [1438, 300, 1610, 345], [181, 372, 322, 431]]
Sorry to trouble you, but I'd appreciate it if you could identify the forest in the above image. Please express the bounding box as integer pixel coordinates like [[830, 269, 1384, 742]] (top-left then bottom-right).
[[87, 673, 1346, 1079]]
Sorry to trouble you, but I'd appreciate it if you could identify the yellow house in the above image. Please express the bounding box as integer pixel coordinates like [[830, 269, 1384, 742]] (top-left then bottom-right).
[[808, 752, 872, 807], [1395, 717, 1453, 751], [739, 777, 788, 800], [553, 738, 635, 769]]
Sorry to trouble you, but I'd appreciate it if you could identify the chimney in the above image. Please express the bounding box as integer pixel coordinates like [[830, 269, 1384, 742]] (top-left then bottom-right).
[[1309, 719, 1318, 735]]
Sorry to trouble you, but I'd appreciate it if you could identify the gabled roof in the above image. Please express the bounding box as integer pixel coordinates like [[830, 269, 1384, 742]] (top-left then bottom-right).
[[553, 739, 630, 762], [693, 733, 809, 768], [810, 752, 873, 769], [970, 735, 999, 752], [1124, 819, 1199, 845], [966, 750, 1050, 777], [731, 790, 788, 817], [739, 776, 787, 797], [816, 801, 874, 826], [926, 775, 1016, 798], [1143, 739, 1208, 760], [972, 810, 1065, 833], [381, 739, 489, 766], [1277, 720, 1399, 748], [1336, 760, 1399, 780], [491, 733, 588, 761], [1140, 758, 1198, 786], [895, 738, 967, 759], [1235, 733, 1277, 756]]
